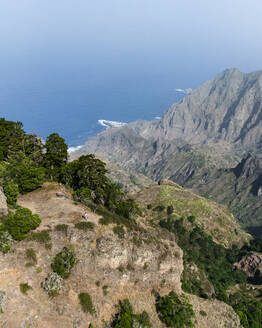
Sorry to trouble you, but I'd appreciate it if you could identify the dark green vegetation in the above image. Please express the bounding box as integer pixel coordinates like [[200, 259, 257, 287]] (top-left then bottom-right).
[[2, 207, 41, 241], [111, 299, 151, 328], [155, 291, 195, 328], [3, 180, 19, 205], [0, 117, 140, 245], [62, 154, 140, 219], [45, 133, 68, 181], [159, 216, 262, 327], [51, 246, 77, 279], [229, 286, 262, 328], [19, 283, 32, 295], [78, 292, 95, 314], [0, 118, 66, 195]]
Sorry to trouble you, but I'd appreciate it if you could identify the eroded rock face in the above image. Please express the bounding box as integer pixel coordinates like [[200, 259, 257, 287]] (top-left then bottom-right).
[[234, 253, 262, 276], [0, 187, 8, 217]]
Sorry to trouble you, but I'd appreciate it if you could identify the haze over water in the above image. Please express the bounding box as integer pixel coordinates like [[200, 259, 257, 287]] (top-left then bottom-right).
[[1, 1, 262, 147]]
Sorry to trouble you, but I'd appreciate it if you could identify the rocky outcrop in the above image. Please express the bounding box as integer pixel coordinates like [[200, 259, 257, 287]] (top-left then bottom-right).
[[0, 182, 244, 327], [234, 253, 262, 276], [0, 187, 8, 217]]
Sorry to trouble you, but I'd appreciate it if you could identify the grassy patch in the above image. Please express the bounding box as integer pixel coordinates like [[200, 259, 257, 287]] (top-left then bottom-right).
[[78, 292, 96, 314], [74, 221, 95, 231], [25, 248, 37, 264], [113, 225, 125, 238], [28, 230, 51, 244], [55, 224, 69, 235]]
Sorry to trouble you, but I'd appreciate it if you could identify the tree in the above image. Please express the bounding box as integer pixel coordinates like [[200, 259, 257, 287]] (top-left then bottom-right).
[[1, 151, 46, 194], [61, 154, 106, 190], [0, 118, 25, 160], [45, 133, 68, 180]]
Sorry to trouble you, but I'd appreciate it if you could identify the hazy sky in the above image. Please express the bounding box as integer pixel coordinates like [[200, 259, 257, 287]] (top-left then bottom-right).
[[1, 0, 262, 86], [0, 1, 262, 143]]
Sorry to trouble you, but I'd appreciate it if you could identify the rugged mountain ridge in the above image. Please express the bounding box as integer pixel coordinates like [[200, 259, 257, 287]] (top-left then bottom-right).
[[76, 68, 262, 230], [80, 68, 262, 157]]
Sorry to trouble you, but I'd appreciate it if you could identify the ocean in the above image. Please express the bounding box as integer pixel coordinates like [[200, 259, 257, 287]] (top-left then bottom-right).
[[0, 70, 184, 149]]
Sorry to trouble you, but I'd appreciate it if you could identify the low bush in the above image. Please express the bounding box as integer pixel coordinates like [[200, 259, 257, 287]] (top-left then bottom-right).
[[51, 246, 77, 279], [3, 207, 41, 241], [19, 283, 32, 295], [155, 291, 195, 328], [78, 292, 96, 314]]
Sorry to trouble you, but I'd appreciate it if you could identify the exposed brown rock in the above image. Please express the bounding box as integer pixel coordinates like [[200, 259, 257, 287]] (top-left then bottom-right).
[[234, 253, 262, 276]]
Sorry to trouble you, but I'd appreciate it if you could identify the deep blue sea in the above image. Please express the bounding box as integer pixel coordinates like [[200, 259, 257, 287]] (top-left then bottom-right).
[[0, 70, 184, 149]]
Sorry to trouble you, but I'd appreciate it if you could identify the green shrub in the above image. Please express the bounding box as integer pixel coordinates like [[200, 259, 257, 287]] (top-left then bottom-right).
[[0, 230, 12, 253], [19, 283, 32, 295], [113, 225, 125, 239], [200, 310, 207, 316], [155, 291, 195, 328], [3, 207, 41, 240], [111, 299, 151, 328], [78, 292, 96, 314], [74, 221, 95, 231], [3, 180, 19, 205], [25, 248, 37, 264], [55, 224, 69, 235], [51, 246, 77, 279]]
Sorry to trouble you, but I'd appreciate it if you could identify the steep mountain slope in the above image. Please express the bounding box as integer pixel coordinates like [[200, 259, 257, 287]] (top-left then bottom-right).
[[134, 179, 250, 248], [79, 68, 262, 161], [75, 68, 262, 230], [187, 154, 262, 235], [0, 182, 245, 327]]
